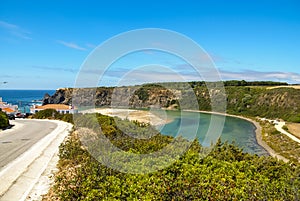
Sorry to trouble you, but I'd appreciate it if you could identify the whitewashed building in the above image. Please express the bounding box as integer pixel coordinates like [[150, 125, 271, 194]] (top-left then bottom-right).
[[30, 104, 78, 114]]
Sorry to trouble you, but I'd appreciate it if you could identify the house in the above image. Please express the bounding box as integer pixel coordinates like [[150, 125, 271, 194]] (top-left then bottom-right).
[[0, 97, 18, 114], [30, 104, 78, 114], [2, 107, 15, 114]]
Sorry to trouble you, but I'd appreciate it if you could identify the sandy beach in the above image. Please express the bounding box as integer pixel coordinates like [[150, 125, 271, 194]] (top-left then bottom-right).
[[82, 108, 172, 126]]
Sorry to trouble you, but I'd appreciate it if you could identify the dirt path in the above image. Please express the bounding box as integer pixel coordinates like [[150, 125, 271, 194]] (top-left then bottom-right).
[[275, 122, 300, 144]]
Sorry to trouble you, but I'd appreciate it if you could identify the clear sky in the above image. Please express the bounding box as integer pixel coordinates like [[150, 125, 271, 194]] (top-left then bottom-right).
[[1, 0, 300, 89]]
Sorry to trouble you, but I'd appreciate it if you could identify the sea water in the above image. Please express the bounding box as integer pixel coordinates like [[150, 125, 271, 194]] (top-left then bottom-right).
[[0, 90, 55, 113]]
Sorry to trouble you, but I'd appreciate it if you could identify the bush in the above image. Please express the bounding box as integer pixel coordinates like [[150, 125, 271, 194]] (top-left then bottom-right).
[[33, 109, 60, 119], [0, 111, 9, 129], [44, 114, 300, 200], [282, 125, 289, 131]]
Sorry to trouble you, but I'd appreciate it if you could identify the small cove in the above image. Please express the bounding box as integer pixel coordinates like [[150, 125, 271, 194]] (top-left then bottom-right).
[[157, 110, 268, 155]]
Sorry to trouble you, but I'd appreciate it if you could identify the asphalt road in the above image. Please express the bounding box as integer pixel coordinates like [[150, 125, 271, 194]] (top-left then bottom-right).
[[0, 119, 57, 170]]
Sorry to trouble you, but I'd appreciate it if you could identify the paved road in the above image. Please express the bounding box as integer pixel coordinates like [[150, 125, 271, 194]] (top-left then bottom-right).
[[0, 119, 57, 170], [0, 119, 72, 201]]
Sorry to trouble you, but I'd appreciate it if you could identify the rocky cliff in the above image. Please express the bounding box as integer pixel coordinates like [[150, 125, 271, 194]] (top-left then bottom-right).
[[43, 86, 183, 109], [43, 83, 300, 122]]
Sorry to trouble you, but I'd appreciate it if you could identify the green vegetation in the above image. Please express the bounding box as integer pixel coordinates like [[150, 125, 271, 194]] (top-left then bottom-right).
[[261, 120, 300, 164], [33, 109, 60, 119], [135, 87, 149, 102], [33, 109, 74, 124], [0, 110, 9, 129], [225, 87, 300, 122], [282, 125, 289, 132], [44, 113, 300, 200], [40, 81, 300, 200], [45, 80, 299, 122], [129, 81, 300, 122]]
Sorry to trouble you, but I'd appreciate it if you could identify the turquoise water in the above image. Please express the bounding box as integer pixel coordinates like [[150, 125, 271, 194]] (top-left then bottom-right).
[[158, 110, 268, 155]]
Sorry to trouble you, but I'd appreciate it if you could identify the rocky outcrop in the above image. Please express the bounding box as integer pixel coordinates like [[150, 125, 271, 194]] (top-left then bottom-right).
[[43, 86, 182, 109], [43, 84, 300, 122], [43, 88, 73, 105]]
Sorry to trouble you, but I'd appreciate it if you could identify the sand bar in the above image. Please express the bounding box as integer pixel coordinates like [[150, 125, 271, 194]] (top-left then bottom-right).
[[82, 108, 172, 126]]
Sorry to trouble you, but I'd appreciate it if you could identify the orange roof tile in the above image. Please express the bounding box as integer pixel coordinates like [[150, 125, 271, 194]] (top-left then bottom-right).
[[35, 104, 72, 110], [2, 107, 15, 113]]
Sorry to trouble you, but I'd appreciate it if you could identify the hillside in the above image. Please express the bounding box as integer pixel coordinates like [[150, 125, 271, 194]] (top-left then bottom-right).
[[43, 81, 300, 122], [42, 113, 300, 200]]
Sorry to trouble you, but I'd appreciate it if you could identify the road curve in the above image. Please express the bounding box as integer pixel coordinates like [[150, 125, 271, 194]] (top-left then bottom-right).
[[0, 119, 57, 170], [0, 119, 72, 201], [275, 122, 300, 144]]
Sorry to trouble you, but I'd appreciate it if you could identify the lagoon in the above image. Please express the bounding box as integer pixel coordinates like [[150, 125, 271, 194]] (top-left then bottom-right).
[[94, 108, 269, 156], [158, 110, 268, 156]]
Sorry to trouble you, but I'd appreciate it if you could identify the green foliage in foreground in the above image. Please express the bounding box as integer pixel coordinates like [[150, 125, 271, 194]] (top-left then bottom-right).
[[0, 110, 9, 129], [45, 114, 300, 201]]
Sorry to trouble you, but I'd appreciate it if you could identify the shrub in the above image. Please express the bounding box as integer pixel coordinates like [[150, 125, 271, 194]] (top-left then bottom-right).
[[44, 114, 300, 200], [282, 125, 289, 131], [0, 111, 9, 129], [33, 109, 60, 119]]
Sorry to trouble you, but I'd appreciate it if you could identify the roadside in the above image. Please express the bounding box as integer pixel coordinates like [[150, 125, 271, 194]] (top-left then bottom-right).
[[0, 119, 24, 135], [0, 119, 72, 201]]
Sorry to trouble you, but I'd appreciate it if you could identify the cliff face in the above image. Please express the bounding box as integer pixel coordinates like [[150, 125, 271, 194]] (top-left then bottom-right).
[[43, 85, 300, 122], [43, 86, 182, 109], [43, 88, 73, 105]]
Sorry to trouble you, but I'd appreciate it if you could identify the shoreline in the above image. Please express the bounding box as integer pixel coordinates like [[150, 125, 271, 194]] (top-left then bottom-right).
[[184, 110, 289, 162], [82, 108, 173, 126], [82, 107, 288, 162]]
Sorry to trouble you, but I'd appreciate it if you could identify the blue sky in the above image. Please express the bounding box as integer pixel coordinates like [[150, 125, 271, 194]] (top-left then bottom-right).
[[0, 0, 300, 89]]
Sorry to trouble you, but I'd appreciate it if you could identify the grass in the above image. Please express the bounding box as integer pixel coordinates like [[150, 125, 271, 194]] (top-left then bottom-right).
[[260, 120, 300, 164]]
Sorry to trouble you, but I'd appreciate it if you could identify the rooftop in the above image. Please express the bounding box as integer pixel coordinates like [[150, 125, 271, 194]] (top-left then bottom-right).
[[35, 104, 74, 110]]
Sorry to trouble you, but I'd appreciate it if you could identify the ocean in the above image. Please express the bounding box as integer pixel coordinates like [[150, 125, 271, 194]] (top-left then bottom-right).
[[0, 90, 56, 113]]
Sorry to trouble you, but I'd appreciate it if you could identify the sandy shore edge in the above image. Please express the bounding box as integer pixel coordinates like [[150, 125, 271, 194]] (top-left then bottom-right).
[[82, 108, 288, 162], [82, 108, 172, 126], [186, 110, 289, 162]]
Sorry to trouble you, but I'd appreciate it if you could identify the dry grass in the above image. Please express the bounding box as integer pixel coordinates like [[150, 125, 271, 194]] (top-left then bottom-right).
[[267, 85, 300, 90], [286, 123, 300, 138], [261, 121, 300, 164]]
